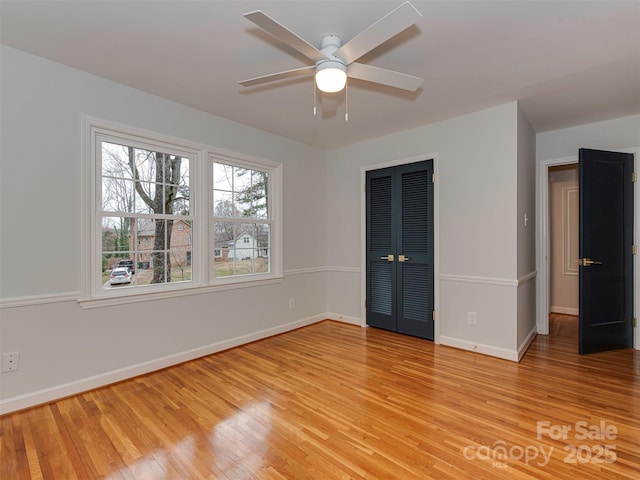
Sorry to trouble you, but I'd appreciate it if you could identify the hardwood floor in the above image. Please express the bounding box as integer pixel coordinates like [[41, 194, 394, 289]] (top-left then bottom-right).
[[1, 317, 638, 479]]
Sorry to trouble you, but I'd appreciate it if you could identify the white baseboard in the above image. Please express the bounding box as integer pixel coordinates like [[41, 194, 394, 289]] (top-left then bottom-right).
[[0, 314, 326, 415], [550, 306, 579, 316], [517, 326, 538, 361], [439, 336, 519, 362], [325, 312, 363, 326]]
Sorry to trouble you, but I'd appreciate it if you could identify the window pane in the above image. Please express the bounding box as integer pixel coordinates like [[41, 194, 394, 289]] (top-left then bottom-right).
[[102, 216, 132, 253], [149, 252, 168, 284], [213, 162, 233, 191], [213, 162, 268, 220], [102, 252, 136, 289], [169, 221, 192, 282], [213, 222, 270, 277], [233, 169, 268, 219], [102, 142, 134, 181], [159, 155, 190, 216], [102, 179, 135, 213], [174, 190, 190, 216], [251, 170, 269, 219], [213, 190, 236, 217], [234, 167, 251, 192], [132, 148, 158, 183], [255, 223, 270, 250], [168, 249, 192, 282], [134, 182, 157, 214]]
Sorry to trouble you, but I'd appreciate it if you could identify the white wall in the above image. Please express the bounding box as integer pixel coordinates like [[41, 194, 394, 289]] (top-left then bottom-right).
[[516, 105, 537, 352], [0, 46, 328, 412], [326, 102, 527, 359], [537, 115, 640, 161]]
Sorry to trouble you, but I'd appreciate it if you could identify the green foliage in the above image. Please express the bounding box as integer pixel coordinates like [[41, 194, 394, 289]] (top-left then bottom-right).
[[234, 169, 267, 217]]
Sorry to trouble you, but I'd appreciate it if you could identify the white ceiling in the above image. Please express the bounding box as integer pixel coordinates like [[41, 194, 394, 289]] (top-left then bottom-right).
[[2, 0, 639, 149]]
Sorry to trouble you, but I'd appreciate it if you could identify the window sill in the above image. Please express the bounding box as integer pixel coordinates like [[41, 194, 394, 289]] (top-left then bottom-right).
[[77, 275, 284, 309]]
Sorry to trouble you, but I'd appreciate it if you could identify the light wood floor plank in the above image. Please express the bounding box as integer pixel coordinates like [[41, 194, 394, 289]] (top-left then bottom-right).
[[1, 315, 639, 479]]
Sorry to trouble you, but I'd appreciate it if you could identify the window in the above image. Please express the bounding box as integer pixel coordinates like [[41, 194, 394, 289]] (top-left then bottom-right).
[[99, 138, 192, 290], [82, 117, 282, 305], [212, 160, 273, 278]]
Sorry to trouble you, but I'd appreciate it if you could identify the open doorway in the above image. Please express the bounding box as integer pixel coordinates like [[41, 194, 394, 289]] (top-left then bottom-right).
[[537, 155, 578, 337], [548, 164, 579, 339], [537, 148, 639, 352]]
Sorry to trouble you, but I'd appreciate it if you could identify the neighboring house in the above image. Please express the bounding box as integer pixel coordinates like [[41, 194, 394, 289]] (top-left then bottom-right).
[[133, 219, 192, 267], [227, 232, 257, 260], [213, 241, 229, 262]]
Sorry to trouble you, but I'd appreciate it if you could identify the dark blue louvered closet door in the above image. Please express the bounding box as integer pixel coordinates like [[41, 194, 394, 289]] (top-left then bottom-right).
[[366, 160, 434, 340]]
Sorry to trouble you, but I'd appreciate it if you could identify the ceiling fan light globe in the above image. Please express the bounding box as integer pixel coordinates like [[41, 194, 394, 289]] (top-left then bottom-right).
[[315, 61, 347, 93]]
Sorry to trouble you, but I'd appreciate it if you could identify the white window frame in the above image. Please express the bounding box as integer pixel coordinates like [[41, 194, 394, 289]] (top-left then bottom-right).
[[209, 152, 283, 286], [79, 116, 283, 308]]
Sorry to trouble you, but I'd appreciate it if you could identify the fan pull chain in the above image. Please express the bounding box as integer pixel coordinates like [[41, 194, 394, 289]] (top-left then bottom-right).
[[345, 79, 349, 122], [313, 81, 317, 116]]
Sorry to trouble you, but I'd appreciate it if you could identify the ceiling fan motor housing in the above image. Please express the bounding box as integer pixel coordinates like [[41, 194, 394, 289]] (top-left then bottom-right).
[[320, 35, 342, 52], [317, 35, 346, 70]]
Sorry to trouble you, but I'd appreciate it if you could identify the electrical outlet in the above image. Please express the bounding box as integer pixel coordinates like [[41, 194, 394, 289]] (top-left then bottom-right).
[[467, 312, 477, 326], [2, 352, 20, 372], [288, 298, 295, 309]]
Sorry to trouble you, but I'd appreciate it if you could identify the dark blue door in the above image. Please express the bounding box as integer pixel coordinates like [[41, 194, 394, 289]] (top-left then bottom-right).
[[366, 160, 434, 340], [579, 148, 634, 354]]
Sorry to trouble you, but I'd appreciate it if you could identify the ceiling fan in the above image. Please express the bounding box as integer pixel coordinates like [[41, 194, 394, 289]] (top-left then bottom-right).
[[238, 1, 423, 94]]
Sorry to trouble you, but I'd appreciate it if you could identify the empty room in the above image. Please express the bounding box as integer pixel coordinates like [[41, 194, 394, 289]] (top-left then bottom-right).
[[1, 1, 639, 479]]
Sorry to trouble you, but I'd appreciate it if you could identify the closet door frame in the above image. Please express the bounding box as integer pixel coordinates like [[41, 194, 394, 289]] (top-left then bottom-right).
[[360, 153, 440, 343]]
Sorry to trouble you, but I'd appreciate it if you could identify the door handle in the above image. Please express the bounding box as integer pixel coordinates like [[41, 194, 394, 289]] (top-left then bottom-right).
[[398, 255, 410, 262], [578, 258, 603, 267], [380, 254, 394, 261]]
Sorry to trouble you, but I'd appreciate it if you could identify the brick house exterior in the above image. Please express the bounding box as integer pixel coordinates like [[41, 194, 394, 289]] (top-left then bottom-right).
[[214, 241, 229, 262], [133, 219, 192, 267]]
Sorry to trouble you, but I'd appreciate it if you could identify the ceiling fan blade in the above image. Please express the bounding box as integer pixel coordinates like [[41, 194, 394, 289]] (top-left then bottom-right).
[[335, 1, 422, 65], [239, 65, 315, 87], [244, 10, 328, 63], [347, 63, 423, 91]]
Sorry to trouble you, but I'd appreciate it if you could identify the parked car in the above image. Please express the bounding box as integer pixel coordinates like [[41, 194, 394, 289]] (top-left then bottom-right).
[[115, 259, 135, 273], [109, 267, 132, 285]]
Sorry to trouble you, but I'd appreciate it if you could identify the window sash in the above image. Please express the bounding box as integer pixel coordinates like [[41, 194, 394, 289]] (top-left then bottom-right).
[[96, 134, 195, 294], [211, 158, 275, 281]]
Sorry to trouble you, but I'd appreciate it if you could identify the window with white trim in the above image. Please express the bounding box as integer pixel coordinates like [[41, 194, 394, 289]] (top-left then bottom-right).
[[98, 136, 193, 291], [212, 160, 272, 278], [84, 118, 282, 304]]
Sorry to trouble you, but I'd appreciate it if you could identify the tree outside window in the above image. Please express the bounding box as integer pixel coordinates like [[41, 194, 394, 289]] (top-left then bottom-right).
[[101, 141, 191, 287], [212, 162, 271, 277]]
